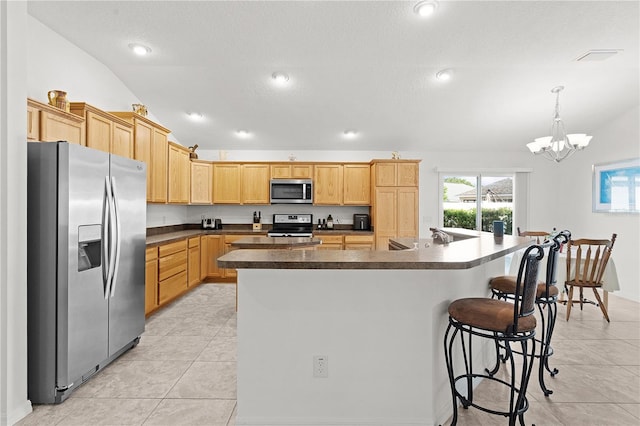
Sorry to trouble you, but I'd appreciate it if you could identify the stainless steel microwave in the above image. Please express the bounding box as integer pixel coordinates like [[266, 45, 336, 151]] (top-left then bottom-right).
[[270, 179, 313, 204]]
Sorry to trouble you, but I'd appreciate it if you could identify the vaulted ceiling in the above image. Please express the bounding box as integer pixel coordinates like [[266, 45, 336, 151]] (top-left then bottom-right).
[[27, 1, 639, 153]]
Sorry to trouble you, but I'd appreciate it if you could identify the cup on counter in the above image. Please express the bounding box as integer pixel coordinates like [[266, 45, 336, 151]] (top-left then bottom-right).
[[493, 220, 504, 241]]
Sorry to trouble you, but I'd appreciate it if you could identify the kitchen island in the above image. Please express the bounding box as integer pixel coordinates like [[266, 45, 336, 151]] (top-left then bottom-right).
[[218, 229, 530, 426]]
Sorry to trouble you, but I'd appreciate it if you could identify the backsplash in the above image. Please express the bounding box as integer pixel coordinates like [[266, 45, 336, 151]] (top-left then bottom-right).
[[148, 203, 369, 229]]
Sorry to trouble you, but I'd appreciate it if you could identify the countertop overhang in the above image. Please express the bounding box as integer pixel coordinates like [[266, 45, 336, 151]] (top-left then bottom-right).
[[218, 228, 532, 270]]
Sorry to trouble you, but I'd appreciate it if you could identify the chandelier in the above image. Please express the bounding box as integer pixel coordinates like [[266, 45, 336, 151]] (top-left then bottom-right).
[[526, 86, 592, 163]]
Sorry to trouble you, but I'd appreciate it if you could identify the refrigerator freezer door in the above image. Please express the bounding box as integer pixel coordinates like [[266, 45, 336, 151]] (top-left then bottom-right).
[[108, 154, 146, 355], [59, 143, 110, 389]]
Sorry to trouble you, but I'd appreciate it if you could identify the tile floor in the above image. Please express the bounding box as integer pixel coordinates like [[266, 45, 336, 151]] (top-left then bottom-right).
[[17, 283, 640, 426]]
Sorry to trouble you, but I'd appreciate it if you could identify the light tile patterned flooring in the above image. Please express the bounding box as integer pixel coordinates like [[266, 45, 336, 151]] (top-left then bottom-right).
[[17, 284, 640, 425]]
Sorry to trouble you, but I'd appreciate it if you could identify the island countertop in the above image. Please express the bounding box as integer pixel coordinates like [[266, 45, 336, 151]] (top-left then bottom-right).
[[230, 236, 322, 249], [217, 228, 531, 270]]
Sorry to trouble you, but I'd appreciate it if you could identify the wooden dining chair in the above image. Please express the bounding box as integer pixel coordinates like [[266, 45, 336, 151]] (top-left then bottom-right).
[[517, 227, 550, 243], [564, 233, 617, 322]]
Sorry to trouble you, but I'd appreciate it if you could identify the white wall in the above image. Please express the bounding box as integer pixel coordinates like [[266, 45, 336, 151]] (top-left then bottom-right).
[[26, 16, 173, 139], [1, 2, 31, 425], [531, 106, 640, 301]]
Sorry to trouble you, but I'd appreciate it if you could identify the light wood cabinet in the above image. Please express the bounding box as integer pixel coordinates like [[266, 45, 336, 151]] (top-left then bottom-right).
[[343, 164, 371, 205], [314, 164, 343, 205], [213, 163, 241, 204], [168, 142, 191, 204], [27, 102, 40, 141], [187, 236, 201, 288], [204, 235, 224, 278], [70, 103, 134, 158], [315, 234, 344, 250], [371, 160, 420, 250], [158, 239, 188, 304], [373, 160, 419, 187], [145, 247, 159, 315], [27, 98, 84, 145], [190, 161, 213, 204], [270, 163, 314, 179], [223, 235, 254, 277], [110, 112, 170, 203], [242, 164, 270, 204], [344, 234, 374, 250]]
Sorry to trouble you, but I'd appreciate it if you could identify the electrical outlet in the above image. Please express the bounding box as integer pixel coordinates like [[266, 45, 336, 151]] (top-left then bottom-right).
[[313, 355, 328, 378]]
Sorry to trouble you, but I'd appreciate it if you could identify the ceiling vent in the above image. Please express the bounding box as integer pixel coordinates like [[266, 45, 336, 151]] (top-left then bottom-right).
[[575, 49, 622, 62]]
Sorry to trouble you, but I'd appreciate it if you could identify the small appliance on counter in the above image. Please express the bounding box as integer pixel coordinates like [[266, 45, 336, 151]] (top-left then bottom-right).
[[202, 218, 222, 230], [353, 214, 370, 231]]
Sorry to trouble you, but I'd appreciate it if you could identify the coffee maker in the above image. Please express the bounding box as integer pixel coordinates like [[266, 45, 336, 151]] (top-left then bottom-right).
[[353, 214, 370, 231]]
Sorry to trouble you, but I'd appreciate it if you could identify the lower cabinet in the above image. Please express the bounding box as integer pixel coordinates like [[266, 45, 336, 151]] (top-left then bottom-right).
[[316, 234, 344, 250], [187, 236, 201, 287], [145, 247, 159, 315], [222, 235, 254, 277], [344, 235, 374, 250], [158, 239, 188, 305], [203, 235, 224, 279], [315, 234, 374, 250]]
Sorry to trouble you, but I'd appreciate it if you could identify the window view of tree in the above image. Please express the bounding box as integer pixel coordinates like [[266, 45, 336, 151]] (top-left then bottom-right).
[[442, 175, 513, 234]]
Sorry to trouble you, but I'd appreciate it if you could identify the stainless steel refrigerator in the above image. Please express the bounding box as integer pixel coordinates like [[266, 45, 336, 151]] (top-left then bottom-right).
[[27, 141, 146, 403]]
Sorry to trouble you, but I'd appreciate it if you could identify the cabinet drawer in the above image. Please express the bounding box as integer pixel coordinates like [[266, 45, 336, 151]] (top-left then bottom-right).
[[188, 236, 200, 248], [146, 246, 158, 261], [158, 239, 187, 257], [344, 235, 374, 244], [158, 250, 187, 281], [159, 270, 187, 304], [317, 235, 343, 244]]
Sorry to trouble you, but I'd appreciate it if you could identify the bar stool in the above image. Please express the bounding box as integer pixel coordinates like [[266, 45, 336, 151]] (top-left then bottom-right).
[[444, 243, 545, 426], [488, 230, 570, 396]]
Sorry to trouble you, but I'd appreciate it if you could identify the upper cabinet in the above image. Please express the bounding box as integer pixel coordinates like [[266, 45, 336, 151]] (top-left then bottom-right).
[[190, 160, 213, 204], [241, 164, 270, 204], [69, 102, 133, 158], [110, 112, 170, 203], [314, 164, 343, 205], [213, 163, 241, 204], [27, 98, 84, 145], [212, 163, 270, 204], [373, 160, 419, 187], [167, 142, 190, 204], [343, 163, 371, 205], [270, 163, 314, 179]]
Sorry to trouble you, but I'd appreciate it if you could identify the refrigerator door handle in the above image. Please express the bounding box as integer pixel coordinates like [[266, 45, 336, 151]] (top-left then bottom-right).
[[109, 176, 122, 297], [102, 176, 112, 299], [104, 176, 117, 298]]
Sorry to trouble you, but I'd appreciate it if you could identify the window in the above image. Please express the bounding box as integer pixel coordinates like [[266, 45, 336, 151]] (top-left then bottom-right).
[[441, 173, 514, 235]]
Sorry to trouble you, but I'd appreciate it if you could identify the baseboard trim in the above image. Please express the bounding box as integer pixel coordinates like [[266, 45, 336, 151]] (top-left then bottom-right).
[[235, 416, 430, 425]]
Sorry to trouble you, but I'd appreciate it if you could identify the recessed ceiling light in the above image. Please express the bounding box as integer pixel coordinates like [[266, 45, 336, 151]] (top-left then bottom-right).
[[236, 130, 251, 139], [272, 72, 290, 85], [414, 1, 439, 17], [343, 130, 358, 139], [435, 68, 453, 81], [128, 43, 151, 56], [187, 112, 203, 121]]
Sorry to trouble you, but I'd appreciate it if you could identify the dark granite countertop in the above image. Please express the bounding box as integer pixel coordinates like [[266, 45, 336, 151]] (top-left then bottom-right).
[[217, 229, 531, 270], [230, 236, 322, 249], [145, 224, 372, 247]]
